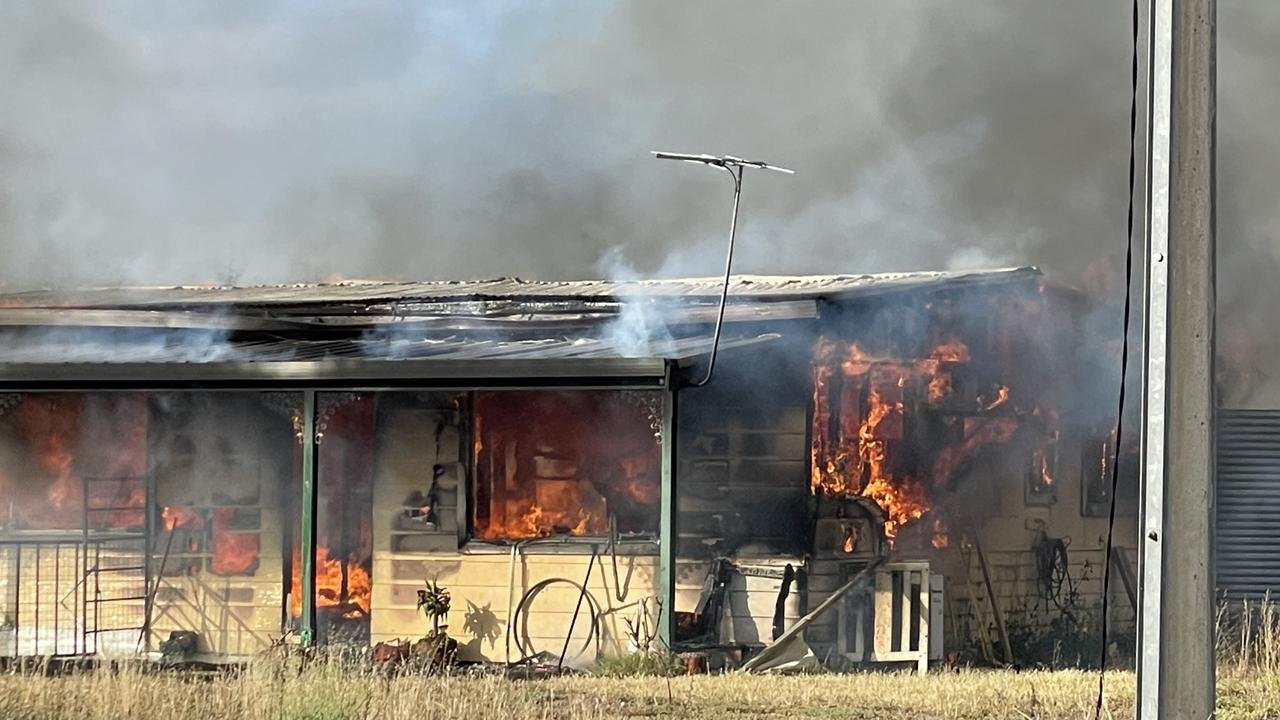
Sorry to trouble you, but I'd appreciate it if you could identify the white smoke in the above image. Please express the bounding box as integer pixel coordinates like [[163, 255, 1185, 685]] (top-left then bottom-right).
[[594, 246, 675, 358], [0, 327, 243, 364]]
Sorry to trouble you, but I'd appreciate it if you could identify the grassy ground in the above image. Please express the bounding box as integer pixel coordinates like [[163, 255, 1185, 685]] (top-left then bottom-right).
[[0, 661, 1139, 720], [1, 659, 1278, 719]]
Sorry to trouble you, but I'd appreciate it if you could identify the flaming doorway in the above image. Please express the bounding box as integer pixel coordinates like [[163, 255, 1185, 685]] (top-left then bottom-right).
[[291, 393, 376, 645]]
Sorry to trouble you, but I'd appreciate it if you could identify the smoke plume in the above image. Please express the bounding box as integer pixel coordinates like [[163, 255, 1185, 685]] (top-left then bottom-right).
[[0, 1, 1276, 399]]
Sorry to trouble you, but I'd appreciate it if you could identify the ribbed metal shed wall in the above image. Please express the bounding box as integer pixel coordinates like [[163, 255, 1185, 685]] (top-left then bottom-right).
[[1216, 409, 1280, 599]]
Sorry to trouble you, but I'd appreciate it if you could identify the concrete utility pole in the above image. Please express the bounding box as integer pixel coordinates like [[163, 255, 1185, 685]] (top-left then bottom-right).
[[1137, 0, 1216, 716]]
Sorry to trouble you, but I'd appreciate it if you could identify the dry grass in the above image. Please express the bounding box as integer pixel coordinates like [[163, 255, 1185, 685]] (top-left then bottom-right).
[[1216, 595, 1280, 719], [8, 652, 1280, 718], [24, 594, 1280, 718], [0, 658, 1140, 720], [1220, 595, 1280, 674]]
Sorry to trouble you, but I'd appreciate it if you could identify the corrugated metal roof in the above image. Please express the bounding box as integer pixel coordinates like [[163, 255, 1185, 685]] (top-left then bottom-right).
[[0, 299, 819, 331], [0, 268, 1040, 310], [0, 269, 1040, 373]]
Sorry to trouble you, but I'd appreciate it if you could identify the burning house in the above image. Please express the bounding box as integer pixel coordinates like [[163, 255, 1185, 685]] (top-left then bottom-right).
[[0, 267, 1137, 668]]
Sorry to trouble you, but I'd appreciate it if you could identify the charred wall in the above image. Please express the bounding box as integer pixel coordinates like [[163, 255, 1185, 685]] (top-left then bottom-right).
[[672, 329, 815, 644], [809, 282, 1139, 665], [676, 331, 817, 559]]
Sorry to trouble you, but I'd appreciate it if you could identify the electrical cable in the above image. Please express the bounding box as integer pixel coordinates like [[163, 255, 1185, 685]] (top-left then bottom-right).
[[606, 514, 636, 603], [502, 527, 638, 667], [138, 521, 178, 653], [1095, 0, 1140, 714], [503, 539, 527, 665], [1034, 532, 1078, 618], [503, 535, 562, 665]]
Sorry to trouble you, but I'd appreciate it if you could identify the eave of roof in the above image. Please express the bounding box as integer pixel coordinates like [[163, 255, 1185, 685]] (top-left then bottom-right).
[[0, 269, 1042, 376], [0, 267, 1041, 310]]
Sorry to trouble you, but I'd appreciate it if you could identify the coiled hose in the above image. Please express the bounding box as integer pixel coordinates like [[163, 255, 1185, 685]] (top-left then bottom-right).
[[510, 554, 603, 666], [504, 517, 644, 667]]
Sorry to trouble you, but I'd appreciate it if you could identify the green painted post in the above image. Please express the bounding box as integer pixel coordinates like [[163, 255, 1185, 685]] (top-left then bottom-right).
[[658, 383, 678, 650], [300, 390, 318, 646]]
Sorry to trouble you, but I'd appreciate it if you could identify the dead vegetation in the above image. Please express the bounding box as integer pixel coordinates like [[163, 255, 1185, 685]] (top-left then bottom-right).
[[0, 660, 1137, 720], [5, 652, 1280, 719], [18, 598, 1280, 720], [1215, 596, 1280, 719]]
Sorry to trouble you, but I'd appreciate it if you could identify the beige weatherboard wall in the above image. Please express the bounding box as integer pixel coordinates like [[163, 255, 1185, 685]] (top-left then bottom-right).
[[368, 395, 661, 664]]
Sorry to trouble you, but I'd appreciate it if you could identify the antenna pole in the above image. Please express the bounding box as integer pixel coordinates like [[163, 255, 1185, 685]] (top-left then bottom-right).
[[651, 152, 792, 388], [689, 164, 743, 388]]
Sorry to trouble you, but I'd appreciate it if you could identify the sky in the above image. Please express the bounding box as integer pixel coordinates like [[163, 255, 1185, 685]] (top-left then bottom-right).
[[0, 1, 1274, 310]]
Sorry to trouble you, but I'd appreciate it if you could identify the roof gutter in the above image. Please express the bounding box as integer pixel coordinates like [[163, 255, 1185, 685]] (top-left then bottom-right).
[[0, 357, 669, 391]]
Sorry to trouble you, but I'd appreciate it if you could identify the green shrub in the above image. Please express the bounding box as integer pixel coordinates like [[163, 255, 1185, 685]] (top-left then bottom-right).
[[594, 652, 683, 677]]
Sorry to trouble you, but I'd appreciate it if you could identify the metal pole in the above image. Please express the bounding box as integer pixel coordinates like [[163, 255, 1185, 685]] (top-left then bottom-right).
[[300, 389, 319, 646], [1137, 0, 1216, 716], [557, 548, 596, 670], [34, 544, 39, 655], [690, 164, 743, 388], [141, 398, 157, 654], [658, 379, 678, 649], [11, 546, 18, 656], [53, 545, 59, 655]]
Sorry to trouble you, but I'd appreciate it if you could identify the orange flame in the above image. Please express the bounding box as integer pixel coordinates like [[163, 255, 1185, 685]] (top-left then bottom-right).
[[162, 505, 203, 531], [930, 417, 1019, 489], [842, 525, 857, 554], [289, 546, 372, 619], [493, 501, 603, 540], [810, 334, 1030, 547], [862, 474, 929, 541], [931, 338, 971, 363], [18, 398, 79, 514], [316, 546, 371, 619], [1033, 448, 1053, 487], [470, 391, 658, 541], [12, 395, 146, 530], [620, 456, 661, 504], [210, 507, 259, 576], [43, 441, 74, 510], [841, 343, 874, 376], [930, 517, 950, 549], [927, 372, 953, 405], [1032, 429, 1059, 488], [981, 385, 1011, 411]]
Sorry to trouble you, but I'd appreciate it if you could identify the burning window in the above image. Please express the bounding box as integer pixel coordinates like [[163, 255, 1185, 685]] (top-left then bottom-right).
[[471, 391, 661, 540], [151, 394, 274, 579], [1026, 431, 1059, 506], [0, 394, 148, 532], [809, 334, 1038, 546], [1082, 428, 1139, 517]]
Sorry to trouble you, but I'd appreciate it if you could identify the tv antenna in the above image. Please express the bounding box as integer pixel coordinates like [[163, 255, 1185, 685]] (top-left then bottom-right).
[[651, 152, 794, 387]]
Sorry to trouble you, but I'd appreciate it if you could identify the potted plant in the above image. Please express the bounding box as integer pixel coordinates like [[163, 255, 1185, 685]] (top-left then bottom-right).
[[417, 579, 451, 636], [414, 579, 457, 668]]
